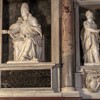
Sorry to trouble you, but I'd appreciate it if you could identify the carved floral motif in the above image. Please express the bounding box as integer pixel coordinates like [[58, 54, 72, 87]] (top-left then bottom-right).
[[82, 68, 100, 92], [86, 72, 100, 92]]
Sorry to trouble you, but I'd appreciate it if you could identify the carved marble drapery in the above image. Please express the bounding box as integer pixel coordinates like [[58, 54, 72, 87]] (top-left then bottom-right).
[[61, 0, 75, 92]]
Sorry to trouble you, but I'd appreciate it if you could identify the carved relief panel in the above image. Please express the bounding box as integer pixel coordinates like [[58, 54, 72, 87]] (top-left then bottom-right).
[[82, 66, 100, 93]]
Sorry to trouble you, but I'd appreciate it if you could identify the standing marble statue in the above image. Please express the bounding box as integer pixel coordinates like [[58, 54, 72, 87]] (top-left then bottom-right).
[[81, 10, 100, 63], [8, 3, 42, 62]]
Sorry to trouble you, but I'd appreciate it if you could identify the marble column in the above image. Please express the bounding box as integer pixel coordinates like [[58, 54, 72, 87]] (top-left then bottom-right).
[[61, 0, 75, 92]]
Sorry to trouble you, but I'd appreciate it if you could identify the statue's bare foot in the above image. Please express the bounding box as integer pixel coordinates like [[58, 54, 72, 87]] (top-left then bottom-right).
[[32, 58, 38, 63], [20, 57, 26, 61]]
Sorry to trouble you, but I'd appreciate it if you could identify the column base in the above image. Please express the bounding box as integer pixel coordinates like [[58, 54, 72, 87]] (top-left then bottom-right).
[[61, 87, 75, 93]]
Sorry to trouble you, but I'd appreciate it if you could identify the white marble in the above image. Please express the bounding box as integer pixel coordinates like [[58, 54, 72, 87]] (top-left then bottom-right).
[[80, 88, 100, 99], [81, 10, 100, 64], [81, 65, 100, 93], [0, 88, 80, 97], [61, 87, 74, 93], [8, 3, 42, 62], [0, 62, 55, 70]]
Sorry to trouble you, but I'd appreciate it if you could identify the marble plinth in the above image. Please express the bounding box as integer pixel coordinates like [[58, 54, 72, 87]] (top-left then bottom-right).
[[7, 61, 39, 64]]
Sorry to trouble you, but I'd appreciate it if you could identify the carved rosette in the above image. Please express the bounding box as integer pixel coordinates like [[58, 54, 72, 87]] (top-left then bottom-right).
[[82, 65, 100, 93]]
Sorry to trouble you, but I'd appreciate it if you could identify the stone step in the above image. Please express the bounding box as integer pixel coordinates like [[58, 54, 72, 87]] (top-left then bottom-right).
[[0, 62, 55, 70]]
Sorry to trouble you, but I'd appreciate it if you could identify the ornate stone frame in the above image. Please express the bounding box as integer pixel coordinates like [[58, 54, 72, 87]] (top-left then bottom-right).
[[0, 0, 60, 64], [0, 0, 60, 96], [74, 0, 100, 72]]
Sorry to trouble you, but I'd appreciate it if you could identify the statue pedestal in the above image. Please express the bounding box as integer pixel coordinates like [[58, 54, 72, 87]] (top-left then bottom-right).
[[0, 62, 60, 93], [81, 64, 100, 92], [7, 61, 39, 64], [75, 64, 100, 99]]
